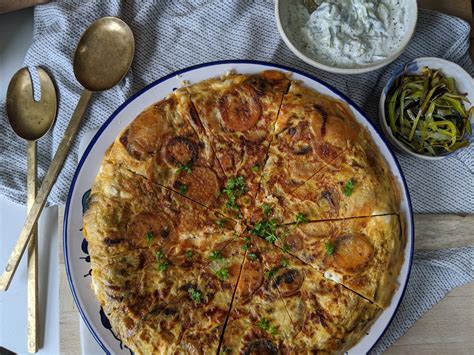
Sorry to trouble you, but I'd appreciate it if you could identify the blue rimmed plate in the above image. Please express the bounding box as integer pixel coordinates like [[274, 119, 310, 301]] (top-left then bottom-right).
[[64, 60, 414, 354]]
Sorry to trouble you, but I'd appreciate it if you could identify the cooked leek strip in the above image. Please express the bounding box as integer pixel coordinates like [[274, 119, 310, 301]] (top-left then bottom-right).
[[385, 66, 472, 156]]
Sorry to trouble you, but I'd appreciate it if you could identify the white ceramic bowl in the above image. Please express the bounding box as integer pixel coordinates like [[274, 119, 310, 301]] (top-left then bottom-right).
[[379, 57, 474, 160], [275, 0, 418, 74]]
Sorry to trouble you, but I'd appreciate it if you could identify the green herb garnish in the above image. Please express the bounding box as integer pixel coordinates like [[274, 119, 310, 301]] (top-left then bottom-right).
[[155, 250, 170, 272], [295, 213, 308, 225], [258, 317, 278, 336], [282, 243, 291, 253], [325, 242, 335, 256], [186, 250, 194, 260], [344, 179, 354, 197], [146, 231, 153, 246], [242, 236, 251, 251], [188, 287, 202, 304], [251, 165, 259, 173], [216, 218, 227, 228], [262, 204, 272, 216], [281, 259, 289, 267], [178, 183, 188, 195], [215, 267, 229, 281], [209, 250, 224, 261], [266, 268, 277, 279], [248, 253, 258, 261], [251, 219, 278, 244], [178, 162, 192, 174], [222, 176, 247, 211]]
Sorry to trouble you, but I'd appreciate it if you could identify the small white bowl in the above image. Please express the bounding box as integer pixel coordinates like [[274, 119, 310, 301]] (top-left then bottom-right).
[[379, 57, 474, 160], [275, 0, 418, 74]]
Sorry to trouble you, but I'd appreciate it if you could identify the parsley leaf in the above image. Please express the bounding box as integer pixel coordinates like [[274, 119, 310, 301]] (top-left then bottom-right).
[[258, 317, 278, 336], [282, 243, 291, 253], [344, 179, 355, 197], [281, 259, 289, 267], [251, 165, 259, 173], [177, 162, 192, 174], [215, 267, 229, 281], [178, 183, 188, 195], [251, 219, 278, 244], [295, 213, 308, 225], [188, 287, 202, 304], [216, 218, 227, 228], [146, 231, 153, 246], [155, 250, 170, 272], [222, 176, 247, 211], [186, 250, 194, 260], [209, 250, 224, 261], [248, 253, 258, 261], [241, 236, 251, 251], [261, 204, 273, 216], [266, 268, 277, 279], [325, 242, 335, 256]]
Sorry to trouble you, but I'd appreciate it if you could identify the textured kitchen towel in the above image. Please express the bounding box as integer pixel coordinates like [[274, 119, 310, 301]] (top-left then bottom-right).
[[0, 1, 473, 212], [0, 1, 472, 353]]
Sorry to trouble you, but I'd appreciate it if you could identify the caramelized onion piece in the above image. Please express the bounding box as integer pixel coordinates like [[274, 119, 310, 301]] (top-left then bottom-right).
[[164, 136, 198, 166], [175, 166, 220, 205], [272, 268, 304, 297], [218, 85, 261, 131], [332, 235, 374, 273], [244, 339, 278, 355]]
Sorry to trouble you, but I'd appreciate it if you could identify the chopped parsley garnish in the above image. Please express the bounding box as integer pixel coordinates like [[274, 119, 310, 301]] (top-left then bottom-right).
[[251, 219, 278, 244], [216, 218, 227, 228], [209, 250, 224, 261], [248, 253, 258, 261], [282, 243, 291, 253], [186, 250, 194, 260], [146, 231, 153, 246], [251, 165, 259, 173], [241, 236, 251, 251], [266, 268, 277, 279], [215, 267, 229, 281], [344, 179, 355, 197], [281, 259, 289, 267], [155, 250, 170, 272], [220, 346, 232, 354], [295, 213, 308, 225], [257, 317, 278, 336], [178, 183, 188, 195], [325, 242, 335, 256], [261, 203, 273, 216], [177, 162, 192, 174], [188, 287, 202, 304], [222, 176, 247, 211]]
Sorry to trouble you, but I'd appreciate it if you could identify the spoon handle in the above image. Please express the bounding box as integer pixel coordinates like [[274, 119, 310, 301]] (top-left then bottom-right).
[[0, 89, 93, 291], [27, 140, 39, 353]]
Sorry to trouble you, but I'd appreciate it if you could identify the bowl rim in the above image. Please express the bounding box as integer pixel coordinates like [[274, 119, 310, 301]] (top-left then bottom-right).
[[379, 57, 474, 160], [274, 0, 418, 74]]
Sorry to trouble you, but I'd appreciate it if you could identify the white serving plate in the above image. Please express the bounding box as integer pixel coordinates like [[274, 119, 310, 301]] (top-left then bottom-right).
[[64, 61, 414, 354]]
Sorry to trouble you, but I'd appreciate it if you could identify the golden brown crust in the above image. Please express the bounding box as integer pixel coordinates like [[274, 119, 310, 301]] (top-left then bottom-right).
[[84, 71, 405, 354]]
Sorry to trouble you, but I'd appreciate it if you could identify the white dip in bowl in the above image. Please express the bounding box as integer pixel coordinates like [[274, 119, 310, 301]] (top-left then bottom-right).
[[276, 0, 418, 73]]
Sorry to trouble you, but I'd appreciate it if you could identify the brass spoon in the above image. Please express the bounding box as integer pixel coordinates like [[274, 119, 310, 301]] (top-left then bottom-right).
[[6, 67, 57, 353], [0, 17, 134, 291]]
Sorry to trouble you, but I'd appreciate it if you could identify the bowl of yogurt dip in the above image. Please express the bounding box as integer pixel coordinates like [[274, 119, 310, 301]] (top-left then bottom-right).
[[275, 0, 418, 74]]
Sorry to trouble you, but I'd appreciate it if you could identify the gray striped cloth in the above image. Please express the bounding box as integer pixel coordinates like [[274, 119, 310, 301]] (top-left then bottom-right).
[[0, 1, 472, 353]]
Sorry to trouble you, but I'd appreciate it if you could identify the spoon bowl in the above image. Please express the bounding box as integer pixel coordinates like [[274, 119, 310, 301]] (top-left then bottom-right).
[[74, 17, 135, 91], [6, 67, 57, 141]]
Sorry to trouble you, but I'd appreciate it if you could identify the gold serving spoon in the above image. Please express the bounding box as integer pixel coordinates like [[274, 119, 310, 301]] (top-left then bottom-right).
[[0, 17, 134, 292], [6, 67, 57, 353]]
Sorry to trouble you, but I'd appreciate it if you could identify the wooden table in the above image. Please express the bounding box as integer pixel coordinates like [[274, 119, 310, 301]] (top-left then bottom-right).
[[58, 1, 474, 354]]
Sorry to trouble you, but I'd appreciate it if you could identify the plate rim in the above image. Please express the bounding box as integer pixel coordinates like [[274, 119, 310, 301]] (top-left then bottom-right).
[[63, 59, 414, 354]]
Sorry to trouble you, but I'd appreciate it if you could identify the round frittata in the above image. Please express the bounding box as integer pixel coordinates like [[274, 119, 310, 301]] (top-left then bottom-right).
[[83, 70, 405, 354]]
